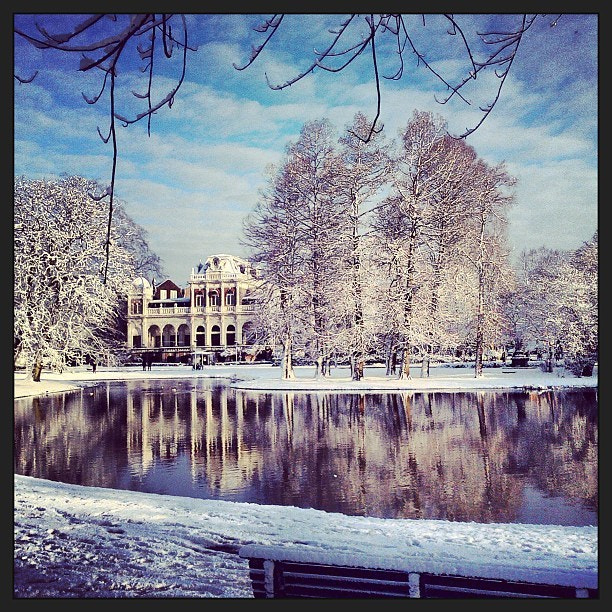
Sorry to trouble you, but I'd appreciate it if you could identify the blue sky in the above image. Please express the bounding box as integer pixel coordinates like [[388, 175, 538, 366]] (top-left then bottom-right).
[[14, 14, 598, 284]]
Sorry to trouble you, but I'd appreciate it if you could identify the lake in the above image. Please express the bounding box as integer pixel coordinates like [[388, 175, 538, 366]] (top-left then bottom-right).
[[14, 378, 597, 526]]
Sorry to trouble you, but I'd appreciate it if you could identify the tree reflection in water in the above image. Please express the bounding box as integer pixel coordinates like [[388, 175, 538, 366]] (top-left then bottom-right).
[[14, 381, 597, 526]]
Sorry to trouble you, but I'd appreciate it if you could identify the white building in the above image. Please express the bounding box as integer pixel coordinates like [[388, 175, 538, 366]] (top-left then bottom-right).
[[127, 254, 267, 365]]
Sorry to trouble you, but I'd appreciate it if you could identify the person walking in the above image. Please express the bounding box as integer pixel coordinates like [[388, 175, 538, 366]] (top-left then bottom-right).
[[92, 359, 97, 374], [142, 354, 147, 371], [147, 355, 152, 371]]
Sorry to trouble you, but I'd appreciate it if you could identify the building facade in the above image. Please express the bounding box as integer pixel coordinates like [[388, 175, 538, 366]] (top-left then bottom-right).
[[127, 254, 264, 365]]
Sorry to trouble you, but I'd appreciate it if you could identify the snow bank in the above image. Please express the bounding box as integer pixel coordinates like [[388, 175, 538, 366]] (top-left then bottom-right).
[[14, 475, 598, 597]]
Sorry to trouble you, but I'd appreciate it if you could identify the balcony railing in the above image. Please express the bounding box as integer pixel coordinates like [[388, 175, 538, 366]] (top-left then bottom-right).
[[153, 307, 191, 315], [133, 304, 255, 317], [190, 272, 240, 282]]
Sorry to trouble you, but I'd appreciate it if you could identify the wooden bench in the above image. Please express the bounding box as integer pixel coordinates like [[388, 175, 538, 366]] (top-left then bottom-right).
[[239, 544, 598, 599]]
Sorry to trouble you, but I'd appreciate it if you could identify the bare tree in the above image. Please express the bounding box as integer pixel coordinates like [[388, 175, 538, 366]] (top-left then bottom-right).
[[282, 120, 351, 376], [371, 192, 429, 380], [509, 236, 598, 377], [244, 119, 351, 378], [416, 132, 480, 375], [559, 233, 598, 376], [242, 166, 304, 380], [505, 247, 568, 371], [371, 111, 453, 379]]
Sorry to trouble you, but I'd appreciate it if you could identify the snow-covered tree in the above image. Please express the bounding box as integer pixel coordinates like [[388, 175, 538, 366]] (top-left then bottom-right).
[[416, 132, 480, 375], [244, 120, 351, 378], [337, 112, 390, 379], [560, 233, 598, 376], [372, 110, 472, 379], [505, 247, 569, 371], [511, 236, 597, 376], [242, 165, 305, 380], [14, 176, 160, 380], [461, 159, 515, 377]]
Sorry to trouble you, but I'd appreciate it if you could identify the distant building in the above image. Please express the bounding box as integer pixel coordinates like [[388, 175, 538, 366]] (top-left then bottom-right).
[[127, 254, 266, 365]]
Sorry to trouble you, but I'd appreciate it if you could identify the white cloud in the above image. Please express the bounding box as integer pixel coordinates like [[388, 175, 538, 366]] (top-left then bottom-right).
[[13, 13, 597, 283], [507, 159, 597, 258]]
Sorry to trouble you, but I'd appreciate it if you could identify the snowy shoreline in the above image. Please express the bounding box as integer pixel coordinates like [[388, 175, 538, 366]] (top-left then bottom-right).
[[13, 362, 598, 399]]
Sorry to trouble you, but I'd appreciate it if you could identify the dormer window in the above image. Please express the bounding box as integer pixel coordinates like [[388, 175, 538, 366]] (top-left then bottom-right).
[[160, 289, 167, 299]]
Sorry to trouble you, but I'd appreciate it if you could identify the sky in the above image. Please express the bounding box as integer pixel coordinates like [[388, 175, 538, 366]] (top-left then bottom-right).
[[13, 14, 598, 285], [14, 364, 598, 598]]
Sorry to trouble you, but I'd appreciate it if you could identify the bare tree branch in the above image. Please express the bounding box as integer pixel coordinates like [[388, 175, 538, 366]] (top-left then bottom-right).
[[15, 14, 195, 283], [234, 14, 543, 142]]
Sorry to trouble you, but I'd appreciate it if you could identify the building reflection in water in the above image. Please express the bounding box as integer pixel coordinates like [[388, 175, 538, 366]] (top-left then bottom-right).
[[14, 381, 597, 525]]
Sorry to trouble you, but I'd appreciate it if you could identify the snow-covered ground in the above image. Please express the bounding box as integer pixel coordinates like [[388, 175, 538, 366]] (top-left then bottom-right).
[[14, 363, 598, 598], [14, 361, 598, 398], [14, 475, 597, 598]]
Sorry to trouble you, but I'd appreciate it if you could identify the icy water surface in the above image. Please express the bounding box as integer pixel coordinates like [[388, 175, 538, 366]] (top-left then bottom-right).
[[14, 379, 597, 526]]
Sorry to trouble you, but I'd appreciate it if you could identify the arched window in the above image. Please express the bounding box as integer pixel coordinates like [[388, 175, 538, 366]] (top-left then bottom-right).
[[211, 325, 221, 347], [208, 290, 219, 306], [177, 324, 190, 347], [131, 299, 143, 314], [196, 325, 206, 347], [226, 324, 236, 346], [148, 325, 161, 348], [162, 324, 176, 347]]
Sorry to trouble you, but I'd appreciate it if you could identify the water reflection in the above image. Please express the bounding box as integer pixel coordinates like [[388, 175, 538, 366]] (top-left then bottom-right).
[[14, 380, 597, 525]]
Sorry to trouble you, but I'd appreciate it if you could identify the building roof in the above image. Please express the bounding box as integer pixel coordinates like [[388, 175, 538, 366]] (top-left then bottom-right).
[[204, 254, 251, 275], [131, 277, 151, 290]]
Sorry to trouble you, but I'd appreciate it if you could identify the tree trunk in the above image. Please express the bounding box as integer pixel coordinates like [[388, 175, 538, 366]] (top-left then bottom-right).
[[281, 334, 295, 380], [474, 219, 486, 379], [351, 199, 364, 382], [424, 255, 443, 379], [474, 308, 484, 378], [545, 342, 554, 373], [386, 347, 397, 376], [32, 358, 43, 382], [315, 355, 324, 378], [351, 353, 363, 381], [420, 354, 430, 378], [398, 347, 411, 380], [355, 358, 364, 381]]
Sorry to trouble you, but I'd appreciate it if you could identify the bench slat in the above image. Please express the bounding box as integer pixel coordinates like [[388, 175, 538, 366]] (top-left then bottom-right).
[[242, 549, 597, 599]]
